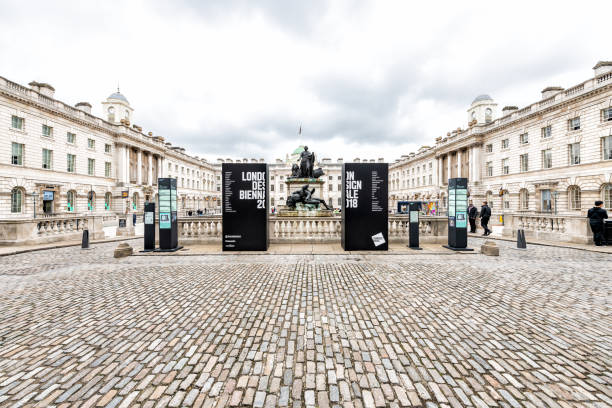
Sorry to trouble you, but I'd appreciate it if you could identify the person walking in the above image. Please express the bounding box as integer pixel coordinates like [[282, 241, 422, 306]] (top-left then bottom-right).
[[480, 201, 491, 236], [587, 201, 608, 246], [468, 202, 478, 233]]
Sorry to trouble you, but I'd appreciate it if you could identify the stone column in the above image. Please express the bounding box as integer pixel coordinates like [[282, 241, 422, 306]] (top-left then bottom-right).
[[437, 158, 443, 186], [123, 146, 129, 184], [148, 153, 153, 186], [137, 150, 142, 185], [446, 153, 452, 184], [117, 144, 125, 184], [158, 156, 163, 179], [472, 146, 481, 183], [457, 150, 462, 178]]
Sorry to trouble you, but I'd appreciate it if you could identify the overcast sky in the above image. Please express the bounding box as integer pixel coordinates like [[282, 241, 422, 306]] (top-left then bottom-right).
[[0, 0, 608, 162]]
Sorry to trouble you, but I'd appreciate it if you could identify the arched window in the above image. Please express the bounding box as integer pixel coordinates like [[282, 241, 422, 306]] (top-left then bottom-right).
[[602, 183, 612, 209], [107, 106, 115, 122], [11, 188, 23, 213], [124, 110, 129, 120], [105, 192, 112, 210], [66, 190, 76, 212], [519, 188, 529, 210], [485, 108, 492, 123], [132, 192, 139, 211], [270, 197, 275, 206], [567, 186, 581, 210], [88, 191, 95, 211]]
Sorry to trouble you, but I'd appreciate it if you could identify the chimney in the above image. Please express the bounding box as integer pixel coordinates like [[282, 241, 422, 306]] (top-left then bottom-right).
[[541, 87, 563, 99], [75, 102, 92, 114], [29, 81, 55, 98], [502, 106, 518, 116], [593, 61, 612, 76]]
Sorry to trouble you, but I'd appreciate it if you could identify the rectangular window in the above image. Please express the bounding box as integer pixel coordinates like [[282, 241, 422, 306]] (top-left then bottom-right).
[[541, 149, 552, 169], [520, 154, 529, 172], [501, 139, 509, 149], [541, 189, 552, 212], [541, 125, 552, 139], [501, 158, 509, 175], [428, 175, 432, 184], [568, 117, 580, 131], [105, 143, 112, 153], [328, 184, 333, 191], [42, 148, 53, 169], [42, 124, 53, 137], [67, 132, 76, 144], [11, 142, 24, 165], [520, 133, 529, 144], [486, 144, 493, 153], [602, 136, 612, 160], [338, 184, 341, 191], [105, 162, 112, 177], [88, 158, 95, 175], [11, 115, 24, 130], [602, 107, 612, 122], [270, 184, 275, 192], [569, 143, 580, 165], [67, 154, 76, 173], [486, 161, 493, 177], [87, 138, 95, 149]]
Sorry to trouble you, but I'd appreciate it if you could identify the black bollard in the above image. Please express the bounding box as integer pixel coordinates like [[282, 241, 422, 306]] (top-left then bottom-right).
[[81, 229, 90, 249], [517, 229, 527, 249]]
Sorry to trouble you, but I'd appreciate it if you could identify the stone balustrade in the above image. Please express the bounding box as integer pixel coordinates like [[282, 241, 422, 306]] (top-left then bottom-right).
[[173, 215, 448, 244], [0, 215, 106, 245], [502, 213, 591, 244]]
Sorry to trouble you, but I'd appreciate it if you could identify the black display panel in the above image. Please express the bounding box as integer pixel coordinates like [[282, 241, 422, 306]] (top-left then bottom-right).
[[144, 202, 155, 251], [158, 178, 179, 251], [222, 163, 269, 251], [447, 177, 468, 248], [342, 163, 388, 250]]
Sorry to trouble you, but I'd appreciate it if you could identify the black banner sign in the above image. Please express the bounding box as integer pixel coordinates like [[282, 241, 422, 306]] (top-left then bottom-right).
[[342, 163, 388, 250], [222, 163, 269, 251]]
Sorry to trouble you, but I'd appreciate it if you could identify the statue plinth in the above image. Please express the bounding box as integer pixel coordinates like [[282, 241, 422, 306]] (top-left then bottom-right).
[[286, 177, 324, 185]]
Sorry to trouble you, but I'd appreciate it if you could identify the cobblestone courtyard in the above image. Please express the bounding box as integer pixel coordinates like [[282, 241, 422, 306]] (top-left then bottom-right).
[[0, 239, 610, 407]]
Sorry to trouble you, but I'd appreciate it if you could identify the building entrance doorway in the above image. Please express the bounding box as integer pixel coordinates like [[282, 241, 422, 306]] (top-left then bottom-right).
[[42, 190, 54, 214]]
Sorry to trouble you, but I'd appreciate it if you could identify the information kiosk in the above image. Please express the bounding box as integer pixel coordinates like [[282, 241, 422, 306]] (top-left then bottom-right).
[[342, 162, 388, 251], [445, 177, 472, 250], [222, 163, 269, 251], [158, 178, 180, 251]]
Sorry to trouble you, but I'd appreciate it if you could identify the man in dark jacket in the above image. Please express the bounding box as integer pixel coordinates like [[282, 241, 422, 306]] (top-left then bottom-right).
[[468, 202, 478, 233], [587, 201, 608, 246], [480, 201, 491, 236]]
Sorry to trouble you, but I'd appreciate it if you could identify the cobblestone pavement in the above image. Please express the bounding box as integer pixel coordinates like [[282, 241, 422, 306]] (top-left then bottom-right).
[[0, 240, 610, 407]]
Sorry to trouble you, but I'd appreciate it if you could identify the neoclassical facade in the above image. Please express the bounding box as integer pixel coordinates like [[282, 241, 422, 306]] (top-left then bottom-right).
[[390, 61, 612, 222], [0, 77, 220, 219]]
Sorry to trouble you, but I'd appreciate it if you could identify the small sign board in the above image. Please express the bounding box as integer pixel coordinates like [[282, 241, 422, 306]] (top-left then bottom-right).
[[144, 212, 154, 225], [43, 191, 54, 201], [121, 191, 129, 198], [118, 218, 126, 228]]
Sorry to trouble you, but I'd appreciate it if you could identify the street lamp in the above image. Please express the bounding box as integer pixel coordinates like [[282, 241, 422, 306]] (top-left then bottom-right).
[[32, 192, 36, 219]]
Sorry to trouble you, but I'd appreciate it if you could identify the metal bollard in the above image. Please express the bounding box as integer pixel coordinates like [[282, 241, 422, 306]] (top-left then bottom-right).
[[81, 229, 90, 249], [517, 229, 527, 249]]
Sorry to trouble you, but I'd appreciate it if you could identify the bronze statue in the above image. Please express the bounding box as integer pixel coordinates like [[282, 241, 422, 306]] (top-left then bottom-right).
[[286, 184, 330, 210], [289, 146, 325, 179], [299, 146, 314, 178]]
